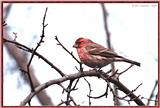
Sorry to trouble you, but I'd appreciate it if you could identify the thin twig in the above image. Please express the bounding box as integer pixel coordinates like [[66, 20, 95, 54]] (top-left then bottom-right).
[[120, 83, 142, 99], [66, 80, 74, 106], [155, 92, 158, 106], [141, 97, 158, 103], [57, 100, 72, 106], [118, 64, 134, 76], [58, 83, 77, 105], [84, 78, 92, 106], [3, 38, 65, 77], [88, 86, 108, 99], [99, 72, 145, 106], [3, 6, 54, 105], [13, 32, 17, 41], [26, 8, 48, 92], [147, 80, 158, 105], [20, 70, 145, 106], [72, 79, 79, 90], [55, 36, 80, 64], [55, 36, 83, 71]]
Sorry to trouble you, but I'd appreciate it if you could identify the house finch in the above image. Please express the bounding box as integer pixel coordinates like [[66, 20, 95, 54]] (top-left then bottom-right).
[[73, 37, 140, 68]]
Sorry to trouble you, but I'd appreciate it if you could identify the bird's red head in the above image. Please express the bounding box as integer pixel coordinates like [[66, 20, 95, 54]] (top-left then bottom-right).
[[73, 37, 92, 48]]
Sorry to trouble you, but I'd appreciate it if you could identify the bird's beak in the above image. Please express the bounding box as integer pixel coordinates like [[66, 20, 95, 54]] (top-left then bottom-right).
[[73, 44, 78, 48]]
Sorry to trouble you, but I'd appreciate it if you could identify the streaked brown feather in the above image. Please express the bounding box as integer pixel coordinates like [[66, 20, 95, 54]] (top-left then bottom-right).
[[85, 43, 123, 58]]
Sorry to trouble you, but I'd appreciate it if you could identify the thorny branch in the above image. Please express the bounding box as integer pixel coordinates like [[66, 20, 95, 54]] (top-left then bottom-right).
[[64, 79, 80, 105], [88, 83, 141, 104], [3, 5, 54, 105], [3, 38, 77, 106], [3, 6, 146, 106], [58, 83, 77, 105], [120, 83, 142, 99], [72, 79, 80, 90], [55, 36, 85, 105], [57, 100, 72, 106], [88, 85, 109, 99], [55, 36, 80, 64], [66, 80, 74, 106], [108, 64, 134, 80], [20, 70, 145, 106], [118, 64, 134, 76], [4, 35, 145, 106], [55, 36, 83, 71], [3, 38, 65, 77], [27, 7, 48, 92]]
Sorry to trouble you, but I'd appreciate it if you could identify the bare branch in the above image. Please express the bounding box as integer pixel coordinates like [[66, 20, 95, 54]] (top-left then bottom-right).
[[118, 64, 134, 76], [3, 38, 65, 77], [147, 80, 158, 105], [55, 36, 83, 71], [58, 83, 77, 105], [141, 97, 158, 104], [88, 85, 108, 99], [57, 100, 72, 106], [84, 78, 92, 106], [3, 6, 54, 105], [26, 7, 48, 92], [20, 70, 145, 106], [66, 80, 74, 106]]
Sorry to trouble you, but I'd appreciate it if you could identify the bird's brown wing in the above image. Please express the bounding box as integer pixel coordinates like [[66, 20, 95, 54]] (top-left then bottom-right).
[[86, 43, 123, 58]]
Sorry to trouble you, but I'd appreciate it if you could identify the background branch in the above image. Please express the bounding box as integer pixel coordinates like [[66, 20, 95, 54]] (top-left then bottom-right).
[[147, 80, 158, 105], [101, 3, 120, 105], [3, 5, 54, 105], [26, 7, 48, 92]]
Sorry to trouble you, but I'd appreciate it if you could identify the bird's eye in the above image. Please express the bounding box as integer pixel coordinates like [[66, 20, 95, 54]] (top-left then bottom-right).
[[77, 41, 82, 45]]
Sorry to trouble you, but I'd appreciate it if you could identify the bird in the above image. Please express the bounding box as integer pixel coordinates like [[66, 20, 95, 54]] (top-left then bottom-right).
[[73, 37, 140, 68]]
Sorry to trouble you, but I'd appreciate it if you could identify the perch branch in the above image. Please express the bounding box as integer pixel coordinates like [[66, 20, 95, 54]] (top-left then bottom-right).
[[20, 70, 145, 106]]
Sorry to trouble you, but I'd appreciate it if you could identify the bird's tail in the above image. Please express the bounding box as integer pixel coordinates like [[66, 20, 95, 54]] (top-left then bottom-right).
[[123, 58, 140, 66]]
